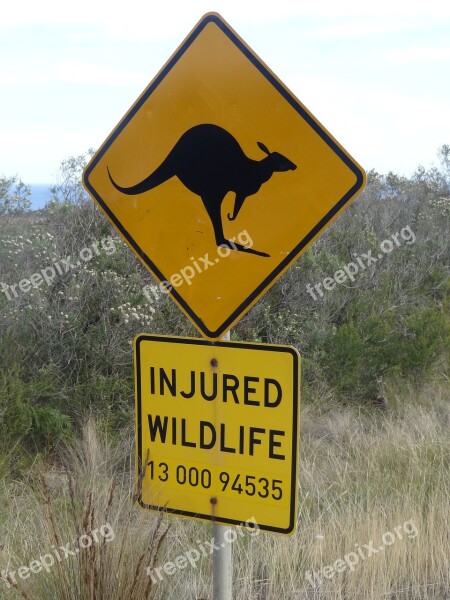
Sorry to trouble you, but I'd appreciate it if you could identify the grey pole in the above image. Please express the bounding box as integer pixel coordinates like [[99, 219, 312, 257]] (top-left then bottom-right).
[[213, 330, 232, 600], [213, 521, 232, 600]]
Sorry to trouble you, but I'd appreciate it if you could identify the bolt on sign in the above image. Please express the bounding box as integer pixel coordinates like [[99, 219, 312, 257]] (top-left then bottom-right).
[[135, 335, 300, 534], [83, 12, 366, 340]]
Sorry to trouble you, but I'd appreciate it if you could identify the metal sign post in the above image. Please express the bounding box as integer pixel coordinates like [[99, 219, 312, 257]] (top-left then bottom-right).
[[213, 524, 232, 600], [213, 330, 232, 600]]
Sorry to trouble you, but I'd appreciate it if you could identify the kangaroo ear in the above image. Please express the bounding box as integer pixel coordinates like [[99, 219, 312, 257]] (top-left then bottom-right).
[[257, 142, 270, 155]]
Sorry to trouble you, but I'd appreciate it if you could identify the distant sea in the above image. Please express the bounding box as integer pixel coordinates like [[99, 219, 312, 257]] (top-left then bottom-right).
[[29, 183, 52, 210]]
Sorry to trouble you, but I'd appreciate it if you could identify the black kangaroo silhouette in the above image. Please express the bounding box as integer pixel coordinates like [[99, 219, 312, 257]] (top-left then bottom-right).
[[107, 124, 296, 257]]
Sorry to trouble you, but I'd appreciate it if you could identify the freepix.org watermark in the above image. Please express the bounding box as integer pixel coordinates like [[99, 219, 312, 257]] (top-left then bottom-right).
[[0, 236, 117, 302], [306, 225, 416, 300], [305, 519, 418, 586], [146, 516, 259, 584], [1, 523, 115, 589], [143, 229, 254, 303]]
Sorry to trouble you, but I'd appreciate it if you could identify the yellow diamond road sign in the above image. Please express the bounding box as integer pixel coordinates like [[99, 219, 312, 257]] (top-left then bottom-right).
[[135, 335, 300, 534], [83, 12, 366, 340]]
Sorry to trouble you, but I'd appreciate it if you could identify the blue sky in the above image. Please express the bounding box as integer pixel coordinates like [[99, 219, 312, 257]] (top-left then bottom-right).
[[1, 0, 449, 184]]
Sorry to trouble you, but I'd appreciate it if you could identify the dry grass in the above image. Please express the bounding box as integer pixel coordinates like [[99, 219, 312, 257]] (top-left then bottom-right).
[[0, 377, 449, 599], [0, 422, 170, 600]]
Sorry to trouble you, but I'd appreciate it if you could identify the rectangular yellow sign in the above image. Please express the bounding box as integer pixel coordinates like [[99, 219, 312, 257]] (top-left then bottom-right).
[[135, 335, 300, 534]]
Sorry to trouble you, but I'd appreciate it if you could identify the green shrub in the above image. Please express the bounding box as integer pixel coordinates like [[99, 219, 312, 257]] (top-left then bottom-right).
[[323, 307, 449, 399]]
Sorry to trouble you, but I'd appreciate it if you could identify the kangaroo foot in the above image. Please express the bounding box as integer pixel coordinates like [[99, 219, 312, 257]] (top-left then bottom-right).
[[220, 240, 270, 258]]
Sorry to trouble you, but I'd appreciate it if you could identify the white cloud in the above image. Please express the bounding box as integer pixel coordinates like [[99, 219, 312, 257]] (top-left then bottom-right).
[[0, 63, 147, 86], [304, 19, 419, 40], [2, 0, 450, 30], [0, 127, 92, 183], [286, 76, 450, 174], [383, 45, 450, 65]]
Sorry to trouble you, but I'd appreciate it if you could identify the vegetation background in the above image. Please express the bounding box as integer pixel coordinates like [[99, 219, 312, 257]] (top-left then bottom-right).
[[0, 147, 448, 598]]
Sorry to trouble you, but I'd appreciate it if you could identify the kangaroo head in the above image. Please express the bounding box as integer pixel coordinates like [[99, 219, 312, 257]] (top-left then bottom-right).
[[257, 141, 297, 172]]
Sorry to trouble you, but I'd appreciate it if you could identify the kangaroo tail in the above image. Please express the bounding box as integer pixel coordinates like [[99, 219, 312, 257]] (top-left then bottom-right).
[[107, 158, 174, 195]]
